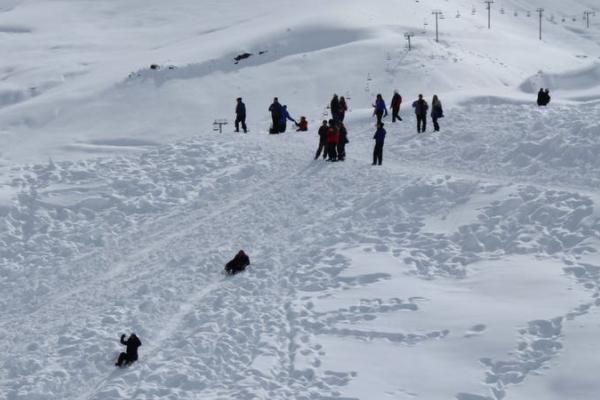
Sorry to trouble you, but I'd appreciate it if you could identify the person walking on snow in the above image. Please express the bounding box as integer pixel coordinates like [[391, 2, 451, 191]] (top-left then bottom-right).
[[269, 97, 283, 133], [314, 120, 328, 160], [326, 119, 339, 162], [431, 95, 444, 132], [372, 122, 386, 166], [390, 91, 403, 122], [278, 105, 297, 133], [115, 333, 142, 367], [235, 97, 247, 133], [373, 94, 388, 125], [412, 94, 429, 133], [339, 96, 348, 122], [337, 122, 348, 161], [330, 94, 340, 122]]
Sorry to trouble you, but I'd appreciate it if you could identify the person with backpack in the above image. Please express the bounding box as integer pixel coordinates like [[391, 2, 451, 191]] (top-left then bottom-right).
[[269, 97, 283, 133], [326, 119, 339, 162], [372, 122, 386, 166], [431, 95, 444, 132], [115, 333, 142, 367], [390, 91, 403, 122], [372, 94, 388, 125], [296, 116, 308, 131], [278, 105, 297, 133], [330, 94, 340, 122], [339, 96, 348, 122], [314, 120, 328, 160], [225, 250, 250, 275], [337, 122, 348, 161], [412, 94, 429, 133], [235, 97, 247, 133]]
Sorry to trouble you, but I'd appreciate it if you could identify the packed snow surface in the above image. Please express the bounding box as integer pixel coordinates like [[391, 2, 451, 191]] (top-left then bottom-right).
[[1, 0, 600, 399]]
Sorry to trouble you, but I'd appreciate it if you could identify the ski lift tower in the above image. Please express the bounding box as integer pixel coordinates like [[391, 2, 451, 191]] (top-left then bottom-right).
[[584, 10, 596, 29], [404, 32, 415, 50], [213, 119, 228, 133], [537, 8, 544, 40], [484, 0, 494, 29], [432, 10, 443, 42]]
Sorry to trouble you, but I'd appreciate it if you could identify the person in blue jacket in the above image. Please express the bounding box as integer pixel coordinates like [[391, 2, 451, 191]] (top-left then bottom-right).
[[269, 97, 283, 134], [235, 97, 247, 133], [372, 94, 388, 125], [372, 122, 386, 165], [278, 105, 297, 133]]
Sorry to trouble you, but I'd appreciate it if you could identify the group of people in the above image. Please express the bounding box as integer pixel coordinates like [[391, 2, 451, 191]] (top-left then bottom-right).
[[537, 88, 551, 106], [371, 92, 444, 133], [314, 119, 349, 162]]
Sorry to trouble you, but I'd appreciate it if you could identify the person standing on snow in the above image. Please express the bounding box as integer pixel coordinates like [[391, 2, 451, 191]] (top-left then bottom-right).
[[412, 94, 429, 133], [431, 95, 444, 132], [543, 89, 551, 106], [536, 88, 545, 106], [326, 119, 339, 162], [390, 91, 403, 122], [337, 122, 348, 161], [269, 97, 283, 133], [339, 96, 348, 122], [372, 122, 386, 166], [279, 105, 297, 133], [314, 120, 328, 160], [330, 94, 340, 122], [115, 333, 142, 367], [372, 94, 388, 125], [235, 97, 247, 133]]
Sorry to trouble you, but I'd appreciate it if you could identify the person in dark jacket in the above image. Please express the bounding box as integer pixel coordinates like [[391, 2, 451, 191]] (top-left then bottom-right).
[[278, 105, 297, 133], [269, 97, 282, 133], [536, 88, 545, 106], [326, 119, 339, 162], [314, 120, 328, 160], [225, 250, 250, 275], [339, 96, 348, 122], [373, 94, 388, 125], [115, 333, 142, 367], [235, 97, 247, 133], [543, 89, 551, 106], [412, 94, 429, 133], [390, 91, 403, 122], [430, 95, 444, 132], [330, 94, 340, 122], [337, 122, 348, 161], [372, 122, 386, 165]]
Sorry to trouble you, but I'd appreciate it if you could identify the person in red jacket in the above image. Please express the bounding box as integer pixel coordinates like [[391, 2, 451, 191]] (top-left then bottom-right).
[[390, 91, 403, 122], [326, 119, 339, 162], [296, 116, 308, 131]]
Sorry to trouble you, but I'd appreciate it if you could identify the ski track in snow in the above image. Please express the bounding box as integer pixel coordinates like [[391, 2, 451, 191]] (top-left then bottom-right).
[[0, 100, 599, 399]]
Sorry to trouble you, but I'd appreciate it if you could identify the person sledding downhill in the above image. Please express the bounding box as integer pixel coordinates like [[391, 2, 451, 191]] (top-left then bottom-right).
[[115, 333, 142, 367], [225, 250, 250, 275], [296, 116, 308, 131]]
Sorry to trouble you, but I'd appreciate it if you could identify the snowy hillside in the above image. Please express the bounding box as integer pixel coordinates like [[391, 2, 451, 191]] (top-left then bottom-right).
[[1, 0, 600, 399]]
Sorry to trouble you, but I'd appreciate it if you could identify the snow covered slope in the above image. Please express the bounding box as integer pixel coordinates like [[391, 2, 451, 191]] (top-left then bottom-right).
[[1, 1, 600, 399]]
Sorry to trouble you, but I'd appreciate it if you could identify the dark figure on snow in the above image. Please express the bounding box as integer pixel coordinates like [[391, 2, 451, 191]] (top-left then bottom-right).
[[269, 97, 283, 133], [235, 97, 247, 133], [278, 105, 297, 133], [537, 88, 551, 106], [372, 122, 386, 166], [225, 250, 250, 275], [314, 120, 328, 160], [412, 94, 429, 133], [373, 94, 388, 125], [337, 122, 348, 161], [326, 119, 340, 162], [390, 91, 403, 122], [115, 333, 142, 367], [330, 94, 340, 122], [536, 88, 545, 106], [296, 116, 308, 132], [431, 95, 444, 132], [339, 96, 348, 122]]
